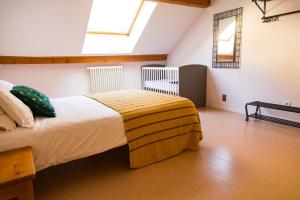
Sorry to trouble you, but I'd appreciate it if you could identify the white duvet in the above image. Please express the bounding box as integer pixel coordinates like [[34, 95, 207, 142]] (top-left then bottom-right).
[[0, 96, 127, 171]]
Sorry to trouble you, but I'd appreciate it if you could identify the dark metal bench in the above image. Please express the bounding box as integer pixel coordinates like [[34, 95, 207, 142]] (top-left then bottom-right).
[[245, 101, 300, 128]]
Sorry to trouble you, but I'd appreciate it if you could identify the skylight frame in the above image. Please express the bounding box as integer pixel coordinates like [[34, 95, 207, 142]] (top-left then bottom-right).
[[86, 0, 144, 36]]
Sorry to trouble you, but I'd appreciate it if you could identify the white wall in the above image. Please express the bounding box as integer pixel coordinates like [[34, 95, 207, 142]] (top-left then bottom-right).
[[0, 62, 164, 98], [0, 0, 92, 56], [133, 2, 202, 54], [0, 0, 201, 56], [167, 0, 300, 120], [0, 0, 192, 100]]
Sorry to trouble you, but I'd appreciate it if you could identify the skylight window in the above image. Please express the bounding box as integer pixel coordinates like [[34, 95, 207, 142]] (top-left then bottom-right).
[[87, 0, 144, 35], [82, 1, 157, 54]]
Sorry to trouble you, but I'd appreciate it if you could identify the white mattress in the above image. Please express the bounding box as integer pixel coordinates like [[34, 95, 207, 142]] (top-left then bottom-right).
[[0, 96, 127, 171], [144, 79, 179, 94]]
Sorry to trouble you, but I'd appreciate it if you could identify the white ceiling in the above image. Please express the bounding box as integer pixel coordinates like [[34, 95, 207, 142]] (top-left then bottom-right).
[[0, 0, 202, 56]]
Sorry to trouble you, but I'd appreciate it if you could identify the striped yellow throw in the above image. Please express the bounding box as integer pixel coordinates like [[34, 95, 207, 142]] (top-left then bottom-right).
[[87, 90, 202, 168]]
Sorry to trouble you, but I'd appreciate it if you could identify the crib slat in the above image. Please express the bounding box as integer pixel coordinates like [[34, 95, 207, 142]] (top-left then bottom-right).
[[167, 69, 170, 95], [176, 69, 179, 96], [172, 70, 175, 95]]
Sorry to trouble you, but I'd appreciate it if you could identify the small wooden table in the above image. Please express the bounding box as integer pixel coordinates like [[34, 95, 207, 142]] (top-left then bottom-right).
[[0, 147, 35, 200]]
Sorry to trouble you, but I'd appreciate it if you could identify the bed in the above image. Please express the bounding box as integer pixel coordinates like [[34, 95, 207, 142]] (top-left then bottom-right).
[[0, 90, 202, 171], [0, 96, 127, 171]]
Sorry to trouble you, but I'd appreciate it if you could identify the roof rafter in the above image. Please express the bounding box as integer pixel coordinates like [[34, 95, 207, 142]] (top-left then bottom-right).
[[0, 54, 168, 64], [147, 0, 210, 8]]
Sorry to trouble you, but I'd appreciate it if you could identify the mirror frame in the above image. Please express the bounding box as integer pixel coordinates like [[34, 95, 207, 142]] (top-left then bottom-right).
[[212, 7, 243, 68]]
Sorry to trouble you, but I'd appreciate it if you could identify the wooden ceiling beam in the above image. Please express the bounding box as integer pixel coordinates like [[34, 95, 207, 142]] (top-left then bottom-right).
[[147, 0, 210, 8], [0, 54, 168, 64]]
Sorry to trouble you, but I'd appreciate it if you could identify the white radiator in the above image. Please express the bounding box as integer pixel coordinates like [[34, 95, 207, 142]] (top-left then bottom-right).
[[142, 67, 179, 96], [88, 66, 123, 93]]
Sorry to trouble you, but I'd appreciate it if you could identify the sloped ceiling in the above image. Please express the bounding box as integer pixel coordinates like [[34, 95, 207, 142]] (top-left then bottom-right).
[[0, 0, 202, 56]]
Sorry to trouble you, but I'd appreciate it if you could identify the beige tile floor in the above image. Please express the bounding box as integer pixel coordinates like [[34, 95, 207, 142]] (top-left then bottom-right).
[[34, 108, 300, 200]]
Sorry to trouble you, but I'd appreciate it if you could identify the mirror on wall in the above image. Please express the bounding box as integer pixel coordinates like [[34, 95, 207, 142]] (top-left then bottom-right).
[[217, 16, 236, 62], [212, 7, 243, 68]]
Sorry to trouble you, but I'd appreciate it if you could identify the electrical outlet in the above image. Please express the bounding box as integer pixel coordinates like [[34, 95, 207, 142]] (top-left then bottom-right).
[[283, 101, 291, 107], [222, 94, 227, 102]]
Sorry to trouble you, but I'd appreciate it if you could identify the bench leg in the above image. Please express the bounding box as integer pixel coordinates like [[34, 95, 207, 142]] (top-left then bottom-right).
[[255, 105, 260, 118], [245, 104, 249, 121]]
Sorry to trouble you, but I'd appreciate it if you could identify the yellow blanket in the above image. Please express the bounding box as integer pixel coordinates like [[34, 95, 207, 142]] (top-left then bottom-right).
[[87, 90, 202, 168]]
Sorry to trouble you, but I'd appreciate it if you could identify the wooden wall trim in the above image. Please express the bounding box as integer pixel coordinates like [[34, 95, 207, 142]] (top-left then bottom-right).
[[0, 54, 168, 64], [148, 0, 210, 8]]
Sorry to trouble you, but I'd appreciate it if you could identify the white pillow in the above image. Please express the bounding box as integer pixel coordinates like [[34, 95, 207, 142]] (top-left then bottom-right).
[[0, 88, 34, 128], [0, 80, 15, 91], [0, 107, 17, 132]]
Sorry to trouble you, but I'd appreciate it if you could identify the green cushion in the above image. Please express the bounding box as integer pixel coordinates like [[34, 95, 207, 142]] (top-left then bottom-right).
[[11, 86, 56, 117]]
